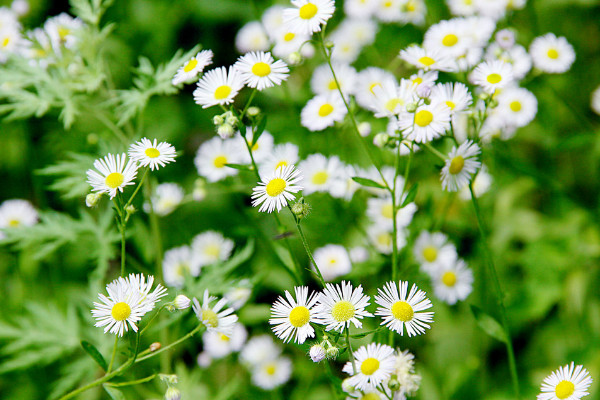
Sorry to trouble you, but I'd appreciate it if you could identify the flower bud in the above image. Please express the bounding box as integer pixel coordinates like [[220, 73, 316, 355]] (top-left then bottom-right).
[[489, 98, 499, 108], [288, 52, 302, 65], [358, 122, 372, 137], [495, 29, 515, 49], [373, 132, 389, 148], [11, 0, 29, 16], [324, 40, 334, 49], [341, 378, 355, 393], [247, 106, 260, 117], [309, 344, 326, 363], [125, 205, 136, 215], [174, 294, 191, 310], [217, 123, 235, 139], [165, 387, 181, 400], [416, 84, 431, 99], [159, 374, 178, 385], [406, 102, 418, 113], [325, 346, 339, 359], [87, 133, 98, 145], [479, 92, 490, 101], [193, 179, 206, 201], [291, 198, 310, 219], [213, 115, 224, 126], [224, 112, 239, 127], [150, 342, 161, 352], [85, 192, 102, 208], [387, 376, 400, 391]]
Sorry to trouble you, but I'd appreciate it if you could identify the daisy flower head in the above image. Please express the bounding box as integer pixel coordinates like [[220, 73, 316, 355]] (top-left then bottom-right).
[[91, 276, 146, 336], [342, 343, 396, 391], [470, 60, 514, 94], [224, 280, 253, 310], [301, 93, 347, 132], [530, 33, 575, 74], [162, 245, 202, 288], [329, 29, 363, 64], [537, 362, 593, 400], [87, 153, 138, 199], [240, 335, 282, 367], [430, 82, 472, 114], [239, 127, 274, 164], [191, 230, 234, 266], [124, 273, 168, 313], [194, 136, 242, 182], [128, 138, 176, 171], [413, 230, 458, 275], [262, 4, 287, 34], [258, 142, 300, 176], [313, 244, 352, 281], [369, 79, 417, 119], [432, 258, 473, 305], [374, 281, 434, 336], [313, 281, 373, 332], [459, 164, 492, 200], [251, 164, 303, 213], [44, 13, 83, 52], [0, 199, 38, 236], [310, 62, 358, 97], [144, 182, 184, 216], [269, 286, 320, 344], [366, 195, 417, 231], [367, 225, 407, 255], [398, 101, 451, 143], [194, 66, 244, 108], [283, 0, 336, 36], [192, 290, 238, 336], [494, 87, 538, 128], [355, 67, 397, 110], [235, 21, 270, 54], [202, 322, 247, 359], [298, 154, 346, 197], [234, 51, 289, 91], [271, 27, 310, 59], [423, 18, 472, 58], [344, 0, 378, 18], [441, 140, 481, 192], [400, 45, 454, 72], [171, 49, 213, 86], [251, 356, 293, 390]]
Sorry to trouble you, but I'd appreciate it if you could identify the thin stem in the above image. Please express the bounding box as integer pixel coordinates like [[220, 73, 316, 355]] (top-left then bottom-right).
[[469, 184, 520, 399], [106, 336, 119, 373], [423, 142, 446, 161], [292, 212, 325, 287], [120, 223, 126, 276], [139, 304, 167, 336], [135, 324, 203, 362], [345, 328, 356, 374], [240, 89, 258, 120], [124, 167, 149, 212], [104, 373, 157, 388]]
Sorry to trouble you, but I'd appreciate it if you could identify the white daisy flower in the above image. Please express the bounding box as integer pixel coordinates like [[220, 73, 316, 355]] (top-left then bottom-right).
[[235, 21, 270, 54], [493, 87, 538, 128], [252, 356, 293, 390], [537, 362, 593, 400], [344, 0, 378, 18], [258, 142, 300, 176], [128, 137, 176, 171], [485, 43, 532, 80], [301, 93, 348, 132], [423, 18, 472, 58], [441, 140, 481, 192], [44, 13, 83, 53], [400, 45, 454, 72], [530, 33, 575, 74], [369, 79, 417, 119], [0, 199, 38, 237], [430, 82, 472, 114], [367, 225, 407, 255], [342, 343, 396, 391], [366, 195, 417, 231], [191, 230, 234, 267], [225, 281, 252, 310], [172, 50, 213, 85], [283, 0, 335, 36], [408, 70, 439, 89], [194, 136, 242, 182], [269, 286, 320, 344], [459, 164, 492, 200], [162, 245, 202, 288], [470, 60, 514, 94], [313, 244, 352, 282], [251, 164, 303, 213], [329, 30, 363, 64], [473, 0, 509, 20], [234, 51, 289, 91], [193, 66, 244, 108], [271, 27, 310, 59], [349, 246, 370, 264], [374, 281, 434, 336], [355, 67, 398, 110], [240, 335, 281, 366], [313, 281, 373, 332], [398, 101, 451, 143], [238, 128, 274, 164], [413, 230, 458, 275], [373, 0, 405, 23], [431, 258, 473, 305], [144, 182, 184, 216], [202, 322, 247, 359], [310, 62, 357, 97], [591, 85, 600, 116], [400, 0, 427, 26], [192, 290, 238, 335], [124, 273, 168, 313], [299, 154, 346, 197], [87, 153, 139, 199], [91, 277, 146, 336], [447, 0, 477, 16], [335, 18, 378, 47]]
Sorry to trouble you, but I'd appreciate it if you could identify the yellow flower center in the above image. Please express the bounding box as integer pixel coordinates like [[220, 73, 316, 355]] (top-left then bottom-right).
[[275, 160, 289, 170], [111, 302, 131, 321], [414, 110, 433, 127], [384, 0, 393, 7], [449, 156, 465, 175], [219, 333, 230, 342], [105, 172, 124, 189], [318, 103, 334, 117], [328, 79, 338, 90], [369, 82, 382, 95], [442, 271, 457, 287], [442, 34, 458, 47], [423, 246, 438, 262], [214, 85, 232, 100], [2, 37, 9, 48], [385, 98, 403, 113], [377, 233, 392, 247], [266, 178, 287, 197], [284, 32, 295, 42], [486, 73, 502, 84], [328, 257, 338, 265], [201, 309, 219, 327], [418, 56, 435, 66], [145, 148, 160, 158], [509, 101, 522, 112], [555, 380, 575, 399], [299, 3, 318, 19], [289, 306, 310, 327], [446, 100, 456, 110], [381, 204, 394, 220], [311, 171, 329, 185], [362, 394, 380, 400], [360, 358, 380, 375], [204, 244, 221, 258], [58, 27, 70, 40], [251, 141, 259, 151], [547, 48, 559, 59], [183, 58, 198, 73], [392, 301, 414, 321], [405, 0, 416, 11], [331, 300, 355, 322], [252, 62, 271, 77], [213, 155, 227, 168], [412, 77, 423, 85], [175, 262, 190, 277], [265, 363, 277, 375], [8, 219, 20, 227]]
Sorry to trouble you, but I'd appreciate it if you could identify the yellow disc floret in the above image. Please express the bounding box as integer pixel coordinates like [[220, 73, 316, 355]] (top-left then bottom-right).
[[213, 155, 228, 168], [381, 204, 394, 220], [289, 306, 310, 327], [509, 101, 522, 112], [423, 246, 438, 262], [442, 34, 458, 47], [105, 172, 124, 189], [214, 85, 232, 100], [418, 56, 435, 66], [486, 73, 502, 84], [252, 62, 271, 77], [111, 302, 132, 321], [183, 59, 198, 73], [299, 3, 318, 19], [360, 358, 380, 375], [442, 271, 457, 287], [284, 32, 295, 42], [311, 171, 329, 185], [449, 156, 465, 175], [331, 300, 355, 322], [201, 309, 219, 327], [266, 178, 287, 197], [145, 148, 160, 158], [415, 110, 433, 127], [555, 381, 575, 399], [318, 103, 334, 117], [392, 301, 414, 321], [547, 48, 559, 59], [275, 160, 289, 170]]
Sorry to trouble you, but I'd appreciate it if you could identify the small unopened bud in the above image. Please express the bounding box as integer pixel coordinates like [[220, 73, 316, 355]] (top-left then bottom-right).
[[85, 192, 102, 207], [291, 198, 310, 219], [406, 102, 418, 113], [224, 112, 239, 127], [495, 29, 515, 49], [358, 122, 372, 137], [388, 377, 400, 391], [174, 294, 191, 310], [213, 115, 224, 126], [87, 133, 98, 145], [341, 378, 355, 393], [373, 132, 389, 148], [217, 123, 235, 139], [11, 0, 30, 16], [288, 52, 302, 65], [324, 40, 334, 49], [165, 387, 181, 400], [325, 346, 339, 359], [416, 84, 431, 99], [309, 344, 326, 363], [159, 374, 178, 385], [479, 92, 490, 101], [247, 106, 260, 117], [150, 342, 161, 352], [193, 179, 206, 201], [125, 205, 136, 215], [489, 98, 499, 108]]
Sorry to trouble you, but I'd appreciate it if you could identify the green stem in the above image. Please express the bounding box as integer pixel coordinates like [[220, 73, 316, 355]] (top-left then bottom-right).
[[104, 373, 157, 388], [423, 142, 446, 161], [135, 325, 203, 363], [469, 184, 520, 399], [106, 336, 119, 373], [292, 213, 325, 287], [139, 304, 167, 336], [240, 89, 258, 120], [120, 223, 126, 276], [345, 328, 356, 374], [124, 167, 149, 212]]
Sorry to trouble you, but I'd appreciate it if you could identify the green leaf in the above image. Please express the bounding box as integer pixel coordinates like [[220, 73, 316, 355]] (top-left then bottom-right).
[[252, 115, 267, 144], [401, 183, 419, 207], [103, 385, 126, 400], [470, 305, 508, 343], [80, 341, 107, 371], [350, 327, 383, 339], [352, 177, 387, 189], [225, 163, 253, 171]]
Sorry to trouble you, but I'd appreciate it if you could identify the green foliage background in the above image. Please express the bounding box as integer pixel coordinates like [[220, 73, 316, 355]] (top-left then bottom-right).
[[1, 0, 600, 399]]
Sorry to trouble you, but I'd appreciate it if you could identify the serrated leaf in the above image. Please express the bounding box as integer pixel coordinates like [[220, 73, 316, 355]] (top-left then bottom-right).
[[352, 177, 387, 189], [401, 183, 418, 207], [103, 385, 126, 400], [81, 341, 107, 371], [470, 305, 507, 343]]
